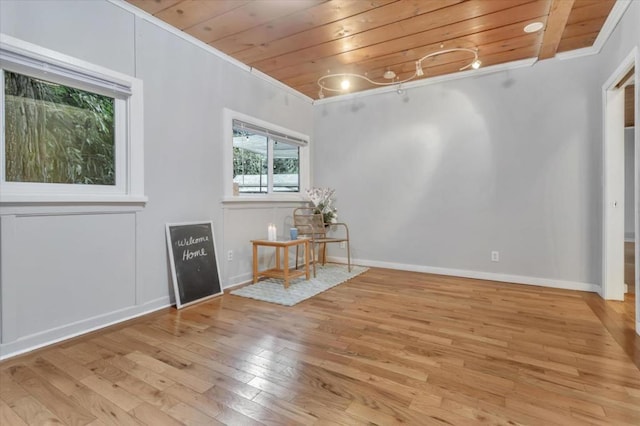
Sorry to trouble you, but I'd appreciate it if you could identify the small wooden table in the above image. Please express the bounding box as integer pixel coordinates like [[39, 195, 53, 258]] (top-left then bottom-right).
[[251, 238, 310, 288]]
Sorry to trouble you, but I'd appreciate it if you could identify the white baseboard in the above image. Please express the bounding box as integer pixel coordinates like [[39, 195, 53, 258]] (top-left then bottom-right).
[[224, 272, 253, 289], [0, 296, 171, 361], [0, 257, 605, 360], [327, 256, 600, 293]]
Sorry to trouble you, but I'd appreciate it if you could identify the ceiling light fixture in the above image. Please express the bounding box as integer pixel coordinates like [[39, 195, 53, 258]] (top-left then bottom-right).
[[317, 47, 480, 97], [524, 22, 544, 33]]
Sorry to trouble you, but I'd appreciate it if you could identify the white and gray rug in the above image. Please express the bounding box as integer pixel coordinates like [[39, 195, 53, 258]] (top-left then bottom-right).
[[231, 264, 368, 306]]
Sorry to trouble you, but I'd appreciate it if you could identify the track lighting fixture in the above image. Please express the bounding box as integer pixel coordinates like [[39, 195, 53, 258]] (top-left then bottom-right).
[[317, 47, 480, 98]]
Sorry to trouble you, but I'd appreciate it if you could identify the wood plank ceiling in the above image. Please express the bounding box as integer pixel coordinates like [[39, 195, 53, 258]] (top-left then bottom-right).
[[127, 0, 617, 100]]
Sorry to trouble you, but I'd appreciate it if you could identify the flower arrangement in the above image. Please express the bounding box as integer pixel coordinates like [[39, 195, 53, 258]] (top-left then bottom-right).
[[305, 187, 337, 224]]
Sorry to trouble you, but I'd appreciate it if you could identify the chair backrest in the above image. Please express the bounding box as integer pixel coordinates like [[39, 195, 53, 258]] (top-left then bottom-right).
[[293, 207, 326, 239]]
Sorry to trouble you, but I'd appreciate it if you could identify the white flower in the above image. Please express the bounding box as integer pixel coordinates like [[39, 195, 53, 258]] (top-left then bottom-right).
[[305, 187, 338, 223]]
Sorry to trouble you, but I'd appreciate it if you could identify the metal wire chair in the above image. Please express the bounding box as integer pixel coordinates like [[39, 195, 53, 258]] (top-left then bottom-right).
[[293, 207, 351, 277]]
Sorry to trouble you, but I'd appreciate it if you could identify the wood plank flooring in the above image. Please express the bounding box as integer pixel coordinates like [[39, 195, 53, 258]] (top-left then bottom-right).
[[1, 268, 639, 425], [625, 241, 635, 294]]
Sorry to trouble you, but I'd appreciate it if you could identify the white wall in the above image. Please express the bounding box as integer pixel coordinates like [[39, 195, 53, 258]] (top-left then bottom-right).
[[0, 0, 313, 358], [626, 127, 636, 240], [223, 202, 304, 286], [314, 56, 602, 289], [313, 1, 640, 291]]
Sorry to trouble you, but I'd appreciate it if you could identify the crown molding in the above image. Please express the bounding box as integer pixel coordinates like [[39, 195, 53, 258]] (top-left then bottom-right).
[[249, 67, 313, 103], [107, 0, 313, 104], [592, 0, 632, 52], [315, 0, 633, 104], [108, 0, 249, 70], [556, 0, 632, 61], [109, 0, 631, 105]]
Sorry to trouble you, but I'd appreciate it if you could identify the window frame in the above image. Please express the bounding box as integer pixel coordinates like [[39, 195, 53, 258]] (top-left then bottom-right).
[[223, 108, 309, 202], [0, 34, 145, 206]]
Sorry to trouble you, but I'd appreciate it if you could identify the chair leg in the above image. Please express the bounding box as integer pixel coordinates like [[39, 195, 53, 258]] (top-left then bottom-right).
[[311, 242, 316, 277], [347, 240, 351, 272], [322, 243, 327, 266], [307, 244, 316, 278], [295, 245, 299, 270]]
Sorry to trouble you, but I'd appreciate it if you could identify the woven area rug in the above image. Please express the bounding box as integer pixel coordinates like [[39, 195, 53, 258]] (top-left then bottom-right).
[[231, 264, 368, 306]]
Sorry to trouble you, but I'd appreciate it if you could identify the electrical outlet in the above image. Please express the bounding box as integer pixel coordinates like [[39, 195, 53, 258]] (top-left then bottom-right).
[[491, 251, 499, 262], [227, 250, 233, 261], [340, 241, 346, 249]]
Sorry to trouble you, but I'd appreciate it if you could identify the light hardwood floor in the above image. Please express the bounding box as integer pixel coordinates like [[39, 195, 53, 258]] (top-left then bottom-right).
[[1, 268, 639, 425], [626, 241, 635, 294]]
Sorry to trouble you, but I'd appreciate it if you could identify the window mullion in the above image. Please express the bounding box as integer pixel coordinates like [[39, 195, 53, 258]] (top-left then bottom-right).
[[267, 137, 274, 194]]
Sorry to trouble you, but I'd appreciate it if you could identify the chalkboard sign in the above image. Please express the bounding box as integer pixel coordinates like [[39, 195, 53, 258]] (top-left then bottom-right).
[[166, 221, 222, 309]]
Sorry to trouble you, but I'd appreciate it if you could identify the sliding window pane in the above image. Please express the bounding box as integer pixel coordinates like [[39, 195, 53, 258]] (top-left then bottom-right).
[[272, 140, 299, 192], [232, 130, 268, 193]]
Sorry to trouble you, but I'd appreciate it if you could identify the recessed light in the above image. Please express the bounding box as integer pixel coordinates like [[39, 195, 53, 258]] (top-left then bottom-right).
[[524, 22, 544, 33]]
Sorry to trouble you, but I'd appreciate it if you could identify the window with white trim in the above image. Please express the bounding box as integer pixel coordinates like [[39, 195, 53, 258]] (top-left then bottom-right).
[[0, 35, 145, 204], [224, 109, 309, 200]]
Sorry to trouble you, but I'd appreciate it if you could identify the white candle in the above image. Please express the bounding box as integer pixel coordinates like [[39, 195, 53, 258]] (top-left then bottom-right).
[[268, 224, 276, 241]]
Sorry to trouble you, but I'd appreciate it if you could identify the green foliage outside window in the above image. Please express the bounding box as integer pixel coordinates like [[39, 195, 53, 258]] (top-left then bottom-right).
[[4, 71, 115, 185], [233, 145, 265, 177], [274, 156, 299, 175], [232, 146, 298, 177]]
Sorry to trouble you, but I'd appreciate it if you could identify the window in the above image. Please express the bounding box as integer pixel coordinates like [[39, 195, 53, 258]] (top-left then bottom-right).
[[4, 71, 115, 185], [225, 110, 309, 200], [0, 35, 145, 204]]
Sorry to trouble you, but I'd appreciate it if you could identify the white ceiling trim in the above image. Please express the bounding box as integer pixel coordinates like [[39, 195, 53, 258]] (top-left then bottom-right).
[[556, 0, 632, 61], [107, 0, 313, 104], [110, 0, 631, 104], [314, 0, 633, 105]]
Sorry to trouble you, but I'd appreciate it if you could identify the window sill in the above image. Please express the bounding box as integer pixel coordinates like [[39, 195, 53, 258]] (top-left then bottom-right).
[[0, 194, 148, 215], [222, 195, 309, 206]]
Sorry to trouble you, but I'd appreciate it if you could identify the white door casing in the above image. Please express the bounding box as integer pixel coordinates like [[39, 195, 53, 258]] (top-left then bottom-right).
[[601, 47, 639, 337]]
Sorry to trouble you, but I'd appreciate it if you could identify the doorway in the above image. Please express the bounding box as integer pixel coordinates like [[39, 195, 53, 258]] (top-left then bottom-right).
[[602, 47, 638, 336]]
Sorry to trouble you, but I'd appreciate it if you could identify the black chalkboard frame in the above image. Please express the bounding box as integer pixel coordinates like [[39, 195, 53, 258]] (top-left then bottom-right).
[[165, 221, 223, 309]]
